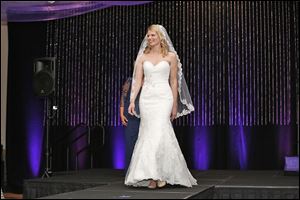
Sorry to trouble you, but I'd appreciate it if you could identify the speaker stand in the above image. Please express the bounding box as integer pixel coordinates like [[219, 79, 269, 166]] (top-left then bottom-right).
[[42, 97, 55, 178]]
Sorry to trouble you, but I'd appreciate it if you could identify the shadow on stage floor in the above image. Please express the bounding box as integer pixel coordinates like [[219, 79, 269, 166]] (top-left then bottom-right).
[[23, 169, 299, 199]]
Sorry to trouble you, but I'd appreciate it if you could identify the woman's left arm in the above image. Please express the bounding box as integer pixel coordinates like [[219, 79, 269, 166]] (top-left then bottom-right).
[[169, 53, 178, 121]]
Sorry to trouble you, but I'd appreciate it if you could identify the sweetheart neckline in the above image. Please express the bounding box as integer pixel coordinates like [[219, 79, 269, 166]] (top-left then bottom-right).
[[144, 60, 169, 66]]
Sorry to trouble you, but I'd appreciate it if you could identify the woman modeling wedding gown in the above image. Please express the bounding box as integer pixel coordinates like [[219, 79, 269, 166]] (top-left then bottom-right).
[[125, 25, 197, 188]]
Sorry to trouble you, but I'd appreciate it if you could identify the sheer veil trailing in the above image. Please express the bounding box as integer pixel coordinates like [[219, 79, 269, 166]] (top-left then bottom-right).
[[130, 24, 194, 118]]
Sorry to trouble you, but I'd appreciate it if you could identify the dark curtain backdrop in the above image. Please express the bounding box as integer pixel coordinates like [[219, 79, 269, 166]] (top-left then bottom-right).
[[6, 22, 47, 193], [5, 1, 299, 193], [46, 1, 299, 127]]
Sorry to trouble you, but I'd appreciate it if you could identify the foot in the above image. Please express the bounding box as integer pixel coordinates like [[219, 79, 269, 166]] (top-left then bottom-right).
[[148, 180, 157, 189], [157, 180, 167, 188]]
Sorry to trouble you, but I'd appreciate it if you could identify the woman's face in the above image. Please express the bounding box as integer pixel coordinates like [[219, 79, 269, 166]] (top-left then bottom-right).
[[147, 30, 161, 47]]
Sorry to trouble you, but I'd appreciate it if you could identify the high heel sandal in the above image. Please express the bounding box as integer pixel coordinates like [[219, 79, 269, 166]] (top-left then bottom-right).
[[157, 180, 167, 188], [148, 180, 157, 189]]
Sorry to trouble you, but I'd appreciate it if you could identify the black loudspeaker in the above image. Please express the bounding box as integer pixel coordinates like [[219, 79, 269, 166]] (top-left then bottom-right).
[[33, 57, 56, 97]]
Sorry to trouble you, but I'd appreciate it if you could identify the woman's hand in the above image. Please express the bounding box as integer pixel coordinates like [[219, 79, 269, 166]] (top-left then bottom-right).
[[120, 114, 128, 126], [171, 104, 177, 121], [128, 102, 135, 116]]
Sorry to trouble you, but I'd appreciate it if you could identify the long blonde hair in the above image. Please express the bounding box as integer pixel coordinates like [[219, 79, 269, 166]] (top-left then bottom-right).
[[143, 24, 169, 57]]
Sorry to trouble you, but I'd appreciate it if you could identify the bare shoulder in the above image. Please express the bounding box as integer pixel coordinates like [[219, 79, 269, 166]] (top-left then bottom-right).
[[136, 54, 145, 64], [167, 52, 177, 65], [168, 52, 176, 59]]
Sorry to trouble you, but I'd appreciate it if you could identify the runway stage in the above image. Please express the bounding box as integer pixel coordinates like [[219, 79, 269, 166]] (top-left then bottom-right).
[[23, 169, 299, 199]]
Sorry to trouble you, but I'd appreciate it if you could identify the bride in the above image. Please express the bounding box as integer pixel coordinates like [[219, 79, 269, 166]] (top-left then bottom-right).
[[125, 24, 197, 189]]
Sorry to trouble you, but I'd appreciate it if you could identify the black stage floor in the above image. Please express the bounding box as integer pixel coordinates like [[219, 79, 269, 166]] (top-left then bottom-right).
[[23, 169, 299, 199]]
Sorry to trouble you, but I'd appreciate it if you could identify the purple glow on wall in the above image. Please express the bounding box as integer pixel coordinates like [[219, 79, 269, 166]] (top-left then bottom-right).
[[26, 101, 44, 177], [238, 126, 247, 170], [72, 126, 88, 170], [278, 126, 293, 167], [228, 57, 248, 169], [112, 127, 125, 169], [229, 126, 248, 170], [193, 127, 210, 170]]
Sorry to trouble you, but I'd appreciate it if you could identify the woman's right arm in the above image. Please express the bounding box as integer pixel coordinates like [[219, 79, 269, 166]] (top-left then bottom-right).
[[128, 57, 144, 115]]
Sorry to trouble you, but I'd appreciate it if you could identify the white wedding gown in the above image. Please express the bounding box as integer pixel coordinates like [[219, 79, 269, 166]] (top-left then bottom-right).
[[125, 60, 197, 187]]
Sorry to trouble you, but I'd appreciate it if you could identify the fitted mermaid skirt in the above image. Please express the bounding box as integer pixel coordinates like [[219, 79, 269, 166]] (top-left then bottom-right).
[[124, 61, 197, 187]]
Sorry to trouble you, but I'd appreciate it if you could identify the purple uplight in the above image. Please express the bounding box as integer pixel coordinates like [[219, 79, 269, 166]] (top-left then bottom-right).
[[228, 61, 248, 169], [112, 127, 125, 169], [26, 101, 44, 177], [278, 126, 293, 167], [238, 126, 247, 169], [193, 127, 210, 170], [229, 127, 248, 170], [72, 126, 88, 170]]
